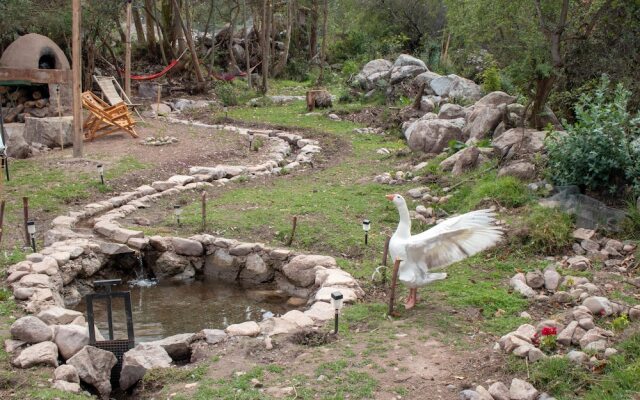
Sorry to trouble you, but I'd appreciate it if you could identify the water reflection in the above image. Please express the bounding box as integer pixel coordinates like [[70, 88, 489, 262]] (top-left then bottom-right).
[[74, 278, 295, 343]]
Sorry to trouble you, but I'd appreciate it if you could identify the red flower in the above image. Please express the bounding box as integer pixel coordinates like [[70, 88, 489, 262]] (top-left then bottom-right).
[[541, 326, 557, 336]]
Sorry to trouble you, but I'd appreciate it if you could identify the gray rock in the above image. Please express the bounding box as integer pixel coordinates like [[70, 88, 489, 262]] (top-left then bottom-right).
[[573, 228, 596, 241], [525, 270, 545, 289], [464, 106, 503, 142], [119, 344, 172, 391], [37, 306, 82, 325], [567, 350, 588, 364], [438, 103, 466, 120], [475, 385, 494, 400], [430, 75, 455, 96], [527, 347, 547, 363], [452, 146, 481, 176], [394, 54, 427, 69], [225, 321, 260, 336], [509, 378, 538, 400], [149, 103, 172, 115], [557, 321, 578, 346], [143, 333, 195, 361], [152, 252, 191, 279], [53, 324, 90, 359], [201, 329, 227, 344], [204, 249, 240, 282], [24, 116, 73, 148], [170, 237, 203, 256], [282, 255, 336, 287], [405, 118, 465, 154], [475, 91, 516, 108], [10, 316, 52, 343], [52, 380, 81, 393], [448, 75, 482, 101], [4, 123, 31, 158], [459, 390, 481, 400], [492, 128, 546, 160], [353, 59, 392, 90], [510, 273, 536, 298], [12, 341, 59, 368], [551, 291, 572, 304], [498, 161, 536, 180], [582, 296, 614, 316], [488, 381, 510, 400], [390, 65, 427, 84], [413, 71, 442, 93], [629, 305, 640, 321], [240, 253, 273, 283], [543, 267, 561, 291], [581, 239, 600, 252], [567, 256, 590, 271], [54, 364, 80, 383], [67, 346, 117, 399], [604, 348, 618, 358]]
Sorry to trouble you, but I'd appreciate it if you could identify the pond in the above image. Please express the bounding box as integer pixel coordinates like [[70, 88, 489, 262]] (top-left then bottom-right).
[[73, 279, 297, 343]]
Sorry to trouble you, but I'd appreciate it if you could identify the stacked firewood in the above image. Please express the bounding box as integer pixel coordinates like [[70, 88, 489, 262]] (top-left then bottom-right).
[[0, 86, 54, 123]]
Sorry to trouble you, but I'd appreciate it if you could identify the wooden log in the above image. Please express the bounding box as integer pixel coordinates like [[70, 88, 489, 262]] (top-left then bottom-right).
[[23, 100, 36, 108], [31, 90, 43, 100], [35, 99, 49, 108], [8, 89, 27, 101], [3, 105, 23, 123]]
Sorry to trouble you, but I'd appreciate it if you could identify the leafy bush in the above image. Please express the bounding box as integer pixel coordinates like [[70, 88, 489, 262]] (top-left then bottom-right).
[[546, 75, 640, 196], [482, 66, 502, 92], [447, 174, 531, 212], [214, 83, 238, 106]]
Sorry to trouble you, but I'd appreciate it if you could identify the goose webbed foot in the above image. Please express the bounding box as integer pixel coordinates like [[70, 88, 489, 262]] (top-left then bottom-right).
[[404, 288, 418, 310]]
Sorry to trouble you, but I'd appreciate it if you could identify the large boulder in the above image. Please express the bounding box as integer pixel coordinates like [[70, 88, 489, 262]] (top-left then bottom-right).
[[430, 75, 454, 96], [151, 252, 191, 279], [413, 71, 442, 94], [498, 161, 536, 180], [390, 55, 428, 85], [10, 316, 52, 343], [67, 346, 117, 400], [119, 344, 172, 391], [352, 59, 392, 90], [448, 75, 483, 101], [23, 116, 73, 148], [142, 333, 195, 361], [53, 324, 90, 359], [464, 106, 504, 142], [54, 364, 80, 383], [475, 91, 517, 108], [393, 54, 427, 69], [282, 255, 337, 287], [4, 123, 31, 159], [12, 341, 59, 368], [437, 103, 466, 120], [405, 118, 465, 154], [240, 253, 274, 283], [492, 128, 546, 160], [204, 249, 240, 282], [37, 306, 83, 325]]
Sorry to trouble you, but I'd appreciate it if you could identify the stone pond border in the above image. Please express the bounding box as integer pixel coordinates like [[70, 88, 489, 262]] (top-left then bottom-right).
[[4, 118, 364, 398]]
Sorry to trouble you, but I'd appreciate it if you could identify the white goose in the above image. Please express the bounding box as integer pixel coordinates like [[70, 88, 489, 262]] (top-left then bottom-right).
[[386, 194, 503, 309]]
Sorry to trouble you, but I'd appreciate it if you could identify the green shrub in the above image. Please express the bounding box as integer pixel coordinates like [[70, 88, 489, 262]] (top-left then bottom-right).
[[482, 66, 502, 92], [448, 174, 531, 212], [546, 75, 640, 196], [521, 205, 573, 253], [214, 84, 238, 106]]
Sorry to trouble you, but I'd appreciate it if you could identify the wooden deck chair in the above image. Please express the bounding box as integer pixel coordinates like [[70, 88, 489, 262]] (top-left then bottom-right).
[[81, 91, 138, 141], [93, 75, 144, 121]]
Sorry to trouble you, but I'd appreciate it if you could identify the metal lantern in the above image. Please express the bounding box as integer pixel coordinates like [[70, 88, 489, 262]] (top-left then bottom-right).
[[97, 164, 105, 185], [248, 132, 254, 150], [362, 219, 371, 245], [174, 205, 182, 226], [26, 221, 36, 252], [331, 291, 344, 334]]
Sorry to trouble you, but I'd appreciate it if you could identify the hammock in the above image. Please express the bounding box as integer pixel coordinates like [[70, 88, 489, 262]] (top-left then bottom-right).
[[127, 50, 187, 81]]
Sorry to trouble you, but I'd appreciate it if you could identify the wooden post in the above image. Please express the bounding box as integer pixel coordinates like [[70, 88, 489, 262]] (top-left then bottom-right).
[[286, 216, 297, 246], [381, 235, 391, 284], [125, 0, 132, 98], [387, 258, 401, 316], [72, 0, 83, 158], [0, 200, 5, 245], [201, 191, 207, 232], [22, 197, 30, 248]]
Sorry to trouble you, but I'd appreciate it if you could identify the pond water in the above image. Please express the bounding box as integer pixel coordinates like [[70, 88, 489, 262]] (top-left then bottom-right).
[[73, 279, 296, 343]]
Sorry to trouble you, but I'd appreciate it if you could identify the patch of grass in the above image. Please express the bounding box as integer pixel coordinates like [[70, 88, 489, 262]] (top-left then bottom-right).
[[519, 205, 574, 254], [23, 388, 92, 399], [315, 360, 378, 399], [142, 364, 208, 384], [445, 173, 532, 212]]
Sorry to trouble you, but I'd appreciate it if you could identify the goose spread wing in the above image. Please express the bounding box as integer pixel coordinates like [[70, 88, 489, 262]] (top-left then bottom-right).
[[404, 210, 503, 272]]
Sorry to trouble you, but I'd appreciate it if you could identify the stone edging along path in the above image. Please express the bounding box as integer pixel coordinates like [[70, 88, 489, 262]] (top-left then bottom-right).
[[4, 118, 364, 398]]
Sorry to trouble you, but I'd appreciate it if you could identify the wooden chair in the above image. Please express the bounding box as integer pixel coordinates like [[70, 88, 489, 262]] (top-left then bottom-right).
[[93, 75, 144, 121], [81, 91, 138, 141]]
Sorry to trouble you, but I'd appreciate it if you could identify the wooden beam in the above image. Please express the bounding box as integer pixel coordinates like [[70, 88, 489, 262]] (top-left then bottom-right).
[[0, 68, 71, 84], [125, 0, 132, 97], [72, 0, 83, 158]]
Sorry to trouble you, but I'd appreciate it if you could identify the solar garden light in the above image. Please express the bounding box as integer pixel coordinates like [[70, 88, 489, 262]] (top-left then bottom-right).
[[97, 164, 104, 185], [174, 205, 182, 226], [362, 219, 371, 245], [248, 132, 254, 150], [331, 291, 344, 334], [223, 106, 228, 119], [27, 221, 36, 252]]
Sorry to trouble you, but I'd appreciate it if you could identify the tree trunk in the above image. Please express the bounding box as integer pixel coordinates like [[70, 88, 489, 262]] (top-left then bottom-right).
[[132, 7, 146, 45], [144, 0, 157, 55], [308, 1, 318, 61], [260, 0, 270, 94], [317, 0, 328, 85], [172, 0, 204, 83], [228, 5, 239, 71], [530, 76, 556, 129], [243, 0, 252, 87], [273, 0, 293, 77]]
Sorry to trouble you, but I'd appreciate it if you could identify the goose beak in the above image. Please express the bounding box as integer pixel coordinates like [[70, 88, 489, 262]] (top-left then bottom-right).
[[385, 194, 395, 201]]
